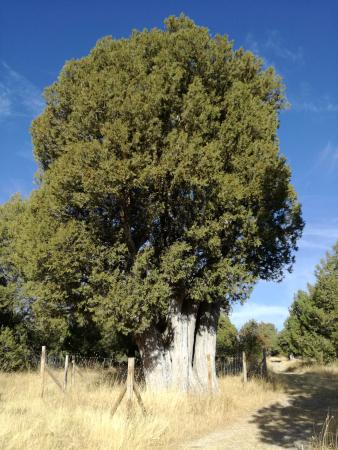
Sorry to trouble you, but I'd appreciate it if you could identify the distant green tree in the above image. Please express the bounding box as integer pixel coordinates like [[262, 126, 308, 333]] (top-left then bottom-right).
[[279, 241, 338, 362], [216, 315, 238, 356], [0, 327, 31, 371], [257, 322, 278, 354], [238, 319, 262, 374], [0, 195, 32, 370], [239, 320, 278, 356]]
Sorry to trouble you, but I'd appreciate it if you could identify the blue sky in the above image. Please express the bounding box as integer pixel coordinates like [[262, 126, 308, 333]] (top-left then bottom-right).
[[1, 0, 337, 329]]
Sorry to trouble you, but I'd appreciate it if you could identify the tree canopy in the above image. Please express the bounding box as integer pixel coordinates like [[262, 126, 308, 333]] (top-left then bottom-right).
[[27, 15, 302, 338], [0, 196, 32, 370], [279, 240, 338, 362], [0, 17, 303, 383], [239, 319, 278, 357], [216, 315, 238, 357]]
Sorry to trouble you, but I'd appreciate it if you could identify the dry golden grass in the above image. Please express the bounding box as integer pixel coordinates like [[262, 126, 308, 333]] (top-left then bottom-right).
[[309, 415, 338, 450], [0, 370, 282, 450], [285, 360, 338, 378]]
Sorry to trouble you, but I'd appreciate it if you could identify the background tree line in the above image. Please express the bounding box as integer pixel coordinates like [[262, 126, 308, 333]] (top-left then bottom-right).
[[216, 315, 278, 358]]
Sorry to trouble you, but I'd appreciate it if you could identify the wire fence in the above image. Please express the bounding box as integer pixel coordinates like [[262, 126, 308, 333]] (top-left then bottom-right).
[[0, 351, 147, 387], [1, 351, 255, 382], [216, 355, 243, 376], [23, 353, 144, 384]]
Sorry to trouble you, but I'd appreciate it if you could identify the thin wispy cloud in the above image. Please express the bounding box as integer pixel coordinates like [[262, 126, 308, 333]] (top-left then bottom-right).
[[265, 30, 303, 63], [245, 33, 261, 56], [299, 240, 330, 251], [289, 81, 338, 114], [245, 30, 303, 67], [298, 222, 338, 255], [318, 142, 338, 173], [298, 141, 338, 191], [304, 224, 338, 240], [292, 99, 338, 113], [0, 85, 11, 117], [245, 35, 338, 115], [0, 62, 44, 120]]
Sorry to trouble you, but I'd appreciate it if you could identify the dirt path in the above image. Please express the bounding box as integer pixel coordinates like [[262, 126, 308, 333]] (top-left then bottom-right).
[[183, 400, 291, 449], [183, 361, 338, 450]]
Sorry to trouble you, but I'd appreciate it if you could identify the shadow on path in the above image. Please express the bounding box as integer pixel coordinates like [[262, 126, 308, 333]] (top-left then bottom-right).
[[251, 370, 338, 448]]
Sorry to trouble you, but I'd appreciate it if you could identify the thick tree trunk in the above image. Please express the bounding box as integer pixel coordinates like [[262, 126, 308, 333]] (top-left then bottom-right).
[[169, 298, 200, 390], [192, 302, 220, 391], [136, 328, 172, 390], [136, 299, 221, 392]]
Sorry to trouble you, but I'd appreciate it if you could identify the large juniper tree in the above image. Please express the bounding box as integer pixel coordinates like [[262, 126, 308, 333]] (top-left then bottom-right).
[[23, 15, 303, 390]]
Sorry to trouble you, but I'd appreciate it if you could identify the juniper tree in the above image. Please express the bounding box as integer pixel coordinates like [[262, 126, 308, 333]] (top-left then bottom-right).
[[24, 15, 303, 390], [216, 315, 238, 357], [0, 195, 32, 370], [279, 241, 338, 362]]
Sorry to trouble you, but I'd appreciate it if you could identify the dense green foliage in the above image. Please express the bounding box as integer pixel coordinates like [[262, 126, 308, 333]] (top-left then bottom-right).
[[279, 241, 338, 362], [0, 195, 133, 364], [0, 16, 303, 364], [257, 322, 279, 354], [239, 320, 278, 356], [0, 196, 32, 370], [216, 315, 238, 356]]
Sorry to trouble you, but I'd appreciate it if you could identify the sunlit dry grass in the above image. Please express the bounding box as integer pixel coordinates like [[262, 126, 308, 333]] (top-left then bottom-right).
[[304, 361, 338, 376], [309, 414, 338, 450], [0, 369, 282, 450], [285, 360, 338, 378]]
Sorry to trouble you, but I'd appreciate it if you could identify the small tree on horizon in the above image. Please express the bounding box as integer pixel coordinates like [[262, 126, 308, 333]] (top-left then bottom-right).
[[216, 314, 238, 357], [239, 320, 278, 358]]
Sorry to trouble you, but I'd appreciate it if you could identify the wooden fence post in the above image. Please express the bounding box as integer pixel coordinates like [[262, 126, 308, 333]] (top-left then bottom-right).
[[45, 366, 65, 393], [242, 351, 247, 384], [111, 356, 146, 417], [126, 357, 135, 414], [207, 354, 212, 392], [40, 346, 46, 398], [63, 354, 69, 392], [262, 348, 268, 379], [133, 384, 147, 416], [111, 385, 127, 417], [71, 355, 75, 387]]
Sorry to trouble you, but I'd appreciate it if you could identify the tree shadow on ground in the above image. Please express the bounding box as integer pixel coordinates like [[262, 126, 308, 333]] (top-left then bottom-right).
[[251, 370, 338, 448]]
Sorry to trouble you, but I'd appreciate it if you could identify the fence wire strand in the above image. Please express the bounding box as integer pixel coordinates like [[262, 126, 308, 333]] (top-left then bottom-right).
[[1, 351, 243, 381]]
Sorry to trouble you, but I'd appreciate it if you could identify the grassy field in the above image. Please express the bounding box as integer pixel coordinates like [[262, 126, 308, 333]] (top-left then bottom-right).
[[1, 361, 337, 449], [0, 370, 282, 450]]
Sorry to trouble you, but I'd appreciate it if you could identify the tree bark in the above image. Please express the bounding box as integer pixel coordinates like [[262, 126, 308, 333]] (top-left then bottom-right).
[[136, 328, 172, 390], [192, 302, 220, 391], [136, 299, 221, 392], [168, 298, 200, 390]]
